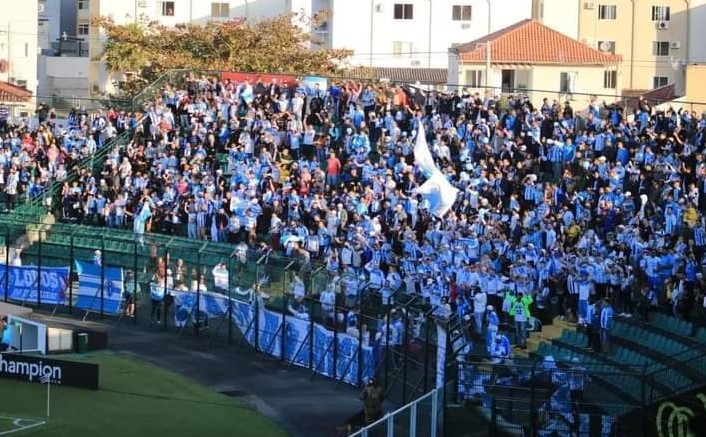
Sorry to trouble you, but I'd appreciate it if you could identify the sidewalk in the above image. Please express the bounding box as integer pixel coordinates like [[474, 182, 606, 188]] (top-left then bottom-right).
[[33, 314, 368, 437]]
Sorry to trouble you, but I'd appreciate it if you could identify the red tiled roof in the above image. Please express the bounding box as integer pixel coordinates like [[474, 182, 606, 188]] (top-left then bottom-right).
[[456, 19, 622, 65], [0, 80, 32, 103]]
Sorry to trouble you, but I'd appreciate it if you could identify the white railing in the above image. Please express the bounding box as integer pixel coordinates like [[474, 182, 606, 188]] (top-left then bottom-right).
[[348, 387, 443, 437]]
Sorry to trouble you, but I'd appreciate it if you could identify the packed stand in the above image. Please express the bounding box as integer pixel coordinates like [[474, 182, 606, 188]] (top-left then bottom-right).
[[58, 72, 706, 361], [0, 101, 132, 211]]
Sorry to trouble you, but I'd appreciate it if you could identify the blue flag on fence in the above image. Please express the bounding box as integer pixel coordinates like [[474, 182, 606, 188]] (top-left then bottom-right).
[[75, 260, 124, 313], [0, 264, 69, 305]]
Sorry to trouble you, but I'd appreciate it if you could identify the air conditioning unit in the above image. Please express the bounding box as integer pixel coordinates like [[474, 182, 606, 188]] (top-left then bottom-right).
[[411, 60, 421, 67], [460, 23, 471, 29], [657, 21, 669, 30], [670, 41, 681, 49], [375, 4, 383, 13], [583, 2, 596, 9], [598, 41, 615, 53]]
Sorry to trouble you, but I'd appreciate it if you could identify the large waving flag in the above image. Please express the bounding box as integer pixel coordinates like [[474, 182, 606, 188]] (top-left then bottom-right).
[[75, 260, 125, 314], [413, 123, 459, 217]]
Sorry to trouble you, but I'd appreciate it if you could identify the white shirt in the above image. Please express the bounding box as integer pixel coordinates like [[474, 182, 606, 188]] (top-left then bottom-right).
[[212, 265, 229, 289]]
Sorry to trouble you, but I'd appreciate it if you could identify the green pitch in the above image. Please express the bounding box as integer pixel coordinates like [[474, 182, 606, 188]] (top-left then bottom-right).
[[0, 352, 286, 437]]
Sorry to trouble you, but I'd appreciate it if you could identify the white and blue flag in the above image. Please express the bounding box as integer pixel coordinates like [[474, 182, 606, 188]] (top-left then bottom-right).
[[75, 260, 124, 314], [413, 123, 459, 218]]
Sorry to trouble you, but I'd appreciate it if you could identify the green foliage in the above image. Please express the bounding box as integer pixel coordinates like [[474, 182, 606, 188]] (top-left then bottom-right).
[[91, 12, 352, 97]]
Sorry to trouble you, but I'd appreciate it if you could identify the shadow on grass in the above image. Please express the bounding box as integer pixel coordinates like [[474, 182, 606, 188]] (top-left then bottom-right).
[[99, 387, 258, 411]]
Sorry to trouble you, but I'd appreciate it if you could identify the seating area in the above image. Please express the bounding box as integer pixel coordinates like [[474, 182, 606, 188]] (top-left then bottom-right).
[[533, 313, 706, 417]]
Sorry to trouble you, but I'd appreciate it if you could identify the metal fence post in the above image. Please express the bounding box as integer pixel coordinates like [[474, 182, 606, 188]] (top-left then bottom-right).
[[530, 361, 537, 437], [228, 254, 233, 344], [308, 295, 315, 370], [281, 293, 287, 361], [357, 310, 364, 387], [3, 230, 9, 302], [402, 307, 410, 403], [100, 237, 105, 318], [384, 305, 392, 391], [431, 388, 439, 437], [163, 247, 169, 331], [333, 301, 338, 379], [195, 251, 201, 337], [37, 231, 42, 307], [254, 289, 260, 353], [133, 239, 138, 325], [69, 234, 74, 313], [641, 364, 648, 437], [423, 311, 432, 393]]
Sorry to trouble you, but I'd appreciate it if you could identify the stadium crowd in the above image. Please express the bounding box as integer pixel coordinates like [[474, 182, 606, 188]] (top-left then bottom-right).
[[5, 72, 706, 361]]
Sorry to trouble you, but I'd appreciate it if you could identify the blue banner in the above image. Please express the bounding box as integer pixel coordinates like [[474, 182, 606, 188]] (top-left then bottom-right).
[[170, 284, 375, 386], [0, 264, 70, 305], [250, 306, 373, 385], [166, 286, 230, 327], [74, 261, 124, 314]]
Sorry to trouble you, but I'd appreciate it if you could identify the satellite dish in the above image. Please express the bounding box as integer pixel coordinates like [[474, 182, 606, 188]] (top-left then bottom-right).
[[599, 41, 612, 52]]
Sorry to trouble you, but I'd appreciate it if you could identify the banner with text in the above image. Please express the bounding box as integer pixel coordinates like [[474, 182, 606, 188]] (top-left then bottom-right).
[[0, 264, 70, 305]]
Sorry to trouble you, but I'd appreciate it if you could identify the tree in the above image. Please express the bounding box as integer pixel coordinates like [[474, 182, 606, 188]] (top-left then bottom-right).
[[91, 12, 352, 97]]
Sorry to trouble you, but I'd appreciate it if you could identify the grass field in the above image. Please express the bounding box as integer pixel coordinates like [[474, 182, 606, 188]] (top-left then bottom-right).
[[0, 352, 286, 437]]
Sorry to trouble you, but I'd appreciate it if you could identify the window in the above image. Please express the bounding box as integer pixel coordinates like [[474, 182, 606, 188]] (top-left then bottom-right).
[[78, 0, 89, 10], [653, 76, 669, 88], [393, 3, 414, 20], [652, 5, 671, 21], [452, 5, 472, 21], [603, 70, 617, 89], [392, 41, 414, 57], [78, 24, 89, 35], [559, 72, 577, 94], [158, 1, 175, 16], [652, 41, 670, 56], [464, 70, 483, 87], [597, 40, 615, 54], [211, 2, 229, 18], [598, 4, 617, 20]]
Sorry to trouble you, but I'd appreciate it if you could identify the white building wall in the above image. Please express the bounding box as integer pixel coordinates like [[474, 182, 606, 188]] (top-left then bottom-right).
[[0, 0, 39, 103], [533, 0, 579, 39], [335, 0, 532, 69], [688, 0, 706, 63]]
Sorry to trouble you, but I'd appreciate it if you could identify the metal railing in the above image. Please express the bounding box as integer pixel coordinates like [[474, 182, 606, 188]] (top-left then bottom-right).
[[348, 386, 444, 437]]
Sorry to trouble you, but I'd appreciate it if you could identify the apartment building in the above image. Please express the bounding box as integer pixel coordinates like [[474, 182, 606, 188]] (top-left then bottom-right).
[[534, 0, 700, 95], [0, 0, 40, 111], [83, 0, 536, 94], [330, 0, 532, 68]]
